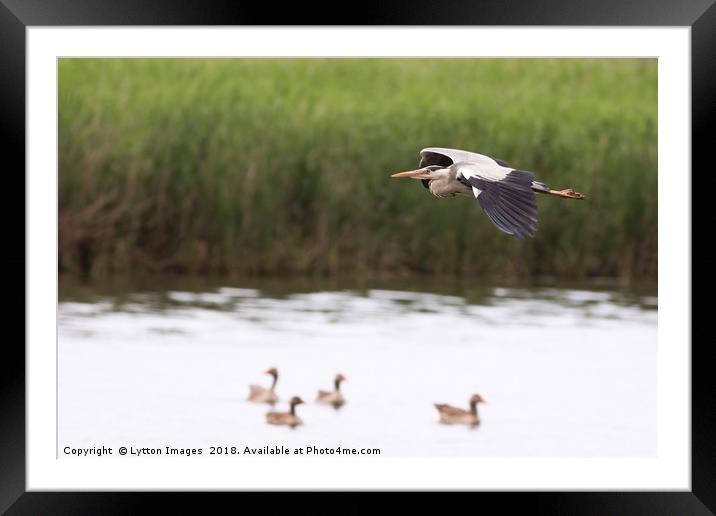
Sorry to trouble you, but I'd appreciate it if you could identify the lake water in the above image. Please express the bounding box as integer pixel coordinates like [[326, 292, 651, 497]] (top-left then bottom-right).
[[58, 281, 657, 457]]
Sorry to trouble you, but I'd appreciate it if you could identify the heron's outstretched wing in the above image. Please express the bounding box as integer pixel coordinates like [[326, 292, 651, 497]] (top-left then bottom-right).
[[456, 163, 538, 240], [420, 147, 511, 168]]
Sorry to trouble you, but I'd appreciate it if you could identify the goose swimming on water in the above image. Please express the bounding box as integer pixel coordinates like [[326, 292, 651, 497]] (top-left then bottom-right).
[[266, 396, 305, 428], [316, 373, 347, 409], [248, 367, 279, 405], [434, 394, 486, 427]]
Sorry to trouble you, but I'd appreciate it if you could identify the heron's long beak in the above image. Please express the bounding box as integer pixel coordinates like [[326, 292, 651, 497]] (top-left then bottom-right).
[[391, 168, 432, 179]]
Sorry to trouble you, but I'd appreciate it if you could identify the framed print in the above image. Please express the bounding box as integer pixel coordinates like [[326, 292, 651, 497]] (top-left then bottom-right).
[[3, 0, 710, 512]]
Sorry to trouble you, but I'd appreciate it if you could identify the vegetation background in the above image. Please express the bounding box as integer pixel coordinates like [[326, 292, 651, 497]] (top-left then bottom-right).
[[58, 58, 657, 285]]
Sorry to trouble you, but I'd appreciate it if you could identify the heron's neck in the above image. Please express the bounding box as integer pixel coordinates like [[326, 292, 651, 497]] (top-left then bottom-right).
[[469, 401, 479, 415], [270, 374, 278, 391], [428, 171, 448, 198], [290, 402, 297, 416], [334, 378, 342, 392], [428, 168, 468, 198]]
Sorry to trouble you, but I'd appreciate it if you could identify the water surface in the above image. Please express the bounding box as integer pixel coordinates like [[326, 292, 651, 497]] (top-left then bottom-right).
[[59, 280, 657, 457]]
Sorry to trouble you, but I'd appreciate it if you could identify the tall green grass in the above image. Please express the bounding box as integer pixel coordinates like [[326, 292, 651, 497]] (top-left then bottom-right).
[[58, 58, 657, 282]]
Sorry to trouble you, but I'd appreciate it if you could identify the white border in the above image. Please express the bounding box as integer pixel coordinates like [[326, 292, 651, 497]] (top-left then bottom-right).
[[27, 27, 690, 490]]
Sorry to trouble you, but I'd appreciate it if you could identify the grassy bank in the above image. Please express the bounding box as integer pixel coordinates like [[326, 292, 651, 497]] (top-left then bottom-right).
[[59, 58, 657, 283]]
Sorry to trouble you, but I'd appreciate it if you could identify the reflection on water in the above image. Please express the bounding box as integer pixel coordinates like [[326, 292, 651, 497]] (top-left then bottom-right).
[[59, 282, 657, 457]]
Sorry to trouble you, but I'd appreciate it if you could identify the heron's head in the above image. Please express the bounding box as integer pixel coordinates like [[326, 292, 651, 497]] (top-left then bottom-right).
[[264, 367, 278, 377], [391, 164, 445, 181], [335, 373, 347, 383], [289, 396, 305, 406]]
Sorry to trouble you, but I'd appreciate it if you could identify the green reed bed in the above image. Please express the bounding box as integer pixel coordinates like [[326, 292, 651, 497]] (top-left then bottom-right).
[[58, 58, 657, 282]]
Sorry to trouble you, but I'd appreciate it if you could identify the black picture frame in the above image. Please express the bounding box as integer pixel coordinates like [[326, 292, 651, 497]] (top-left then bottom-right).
[[3, 1, 709, 513]]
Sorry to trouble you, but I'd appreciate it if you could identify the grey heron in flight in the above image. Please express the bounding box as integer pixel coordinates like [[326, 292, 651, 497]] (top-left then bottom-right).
[[391, 147, 585, 240]]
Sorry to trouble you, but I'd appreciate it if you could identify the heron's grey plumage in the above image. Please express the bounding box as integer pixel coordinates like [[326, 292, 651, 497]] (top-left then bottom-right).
[[452, 161, 538, 240], [467, 168, 538, 240], [420, 147, 511, 169], [393, 147, 584, 240]]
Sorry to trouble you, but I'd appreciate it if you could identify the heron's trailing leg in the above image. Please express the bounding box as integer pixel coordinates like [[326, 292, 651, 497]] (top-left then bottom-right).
[[533, 187, 586, 200]]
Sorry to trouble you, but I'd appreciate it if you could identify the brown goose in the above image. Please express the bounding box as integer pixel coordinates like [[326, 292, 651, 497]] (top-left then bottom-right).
[[316, 373, 347, 409], [434, 394, 486, 427], [248, 367, 279, 405], [266, 396, 305, 428]]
